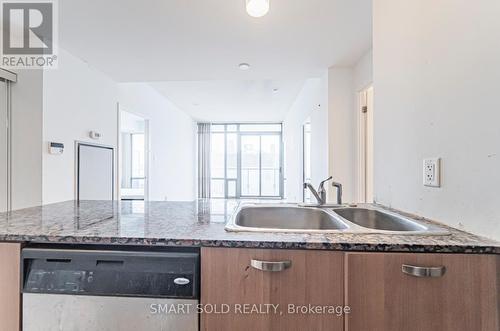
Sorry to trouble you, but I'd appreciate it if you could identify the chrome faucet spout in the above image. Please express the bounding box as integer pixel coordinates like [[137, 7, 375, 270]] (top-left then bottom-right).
[[304, 176, 333, 205], [303, 183, 324, 205], [304, 177, 342, 205]]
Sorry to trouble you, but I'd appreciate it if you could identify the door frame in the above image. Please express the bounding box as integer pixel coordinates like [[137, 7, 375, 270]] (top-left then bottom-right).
[[117, 104, 150, 201], [301, 119, 312, 203], [357, 85, 374, 203]]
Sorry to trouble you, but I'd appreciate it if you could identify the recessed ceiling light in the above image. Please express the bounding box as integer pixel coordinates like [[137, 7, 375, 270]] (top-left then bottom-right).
[[238, 63, 251, 70], [193, 103, 199, 106], [273, 88, 279, 93], [246, 0, 270, 18]]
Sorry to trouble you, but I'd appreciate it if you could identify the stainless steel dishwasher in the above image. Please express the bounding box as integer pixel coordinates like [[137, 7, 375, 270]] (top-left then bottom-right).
[[21, 247, 199, 331]]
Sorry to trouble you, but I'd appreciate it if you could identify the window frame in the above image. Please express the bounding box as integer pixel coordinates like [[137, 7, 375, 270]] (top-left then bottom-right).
[[209, 123, 284, 199]]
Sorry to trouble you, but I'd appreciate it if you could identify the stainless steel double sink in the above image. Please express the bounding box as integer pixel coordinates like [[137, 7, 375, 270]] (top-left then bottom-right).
[[225, 203, 449, 235]]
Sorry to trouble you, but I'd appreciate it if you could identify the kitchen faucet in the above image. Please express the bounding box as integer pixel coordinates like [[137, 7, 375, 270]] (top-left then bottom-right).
[[303, 177, 343, 205], [303, 176, 332, 205]]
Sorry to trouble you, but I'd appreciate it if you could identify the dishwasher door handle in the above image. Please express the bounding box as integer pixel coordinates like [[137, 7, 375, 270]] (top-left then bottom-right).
[[173, 278, 190, 285]]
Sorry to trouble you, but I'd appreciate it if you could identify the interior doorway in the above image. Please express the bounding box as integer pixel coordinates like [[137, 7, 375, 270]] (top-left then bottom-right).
[[358, 86, 374, 203], [119, 109, 149, 201]]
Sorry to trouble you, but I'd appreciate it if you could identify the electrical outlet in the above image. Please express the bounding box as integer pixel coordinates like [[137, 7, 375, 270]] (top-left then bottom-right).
[[423, 158, 441, 187]]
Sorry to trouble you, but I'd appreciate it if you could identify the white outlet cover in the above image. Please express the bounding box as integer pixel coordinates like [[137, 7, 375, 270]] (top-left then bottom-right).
[[423, 158, 441, 187]]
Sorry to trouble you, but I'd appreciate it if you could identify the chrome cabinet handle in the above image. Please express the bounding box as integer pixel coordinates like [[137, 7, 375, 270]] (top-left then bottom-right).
[[402, 264, 446, 278], [250, 259, 291, 272]]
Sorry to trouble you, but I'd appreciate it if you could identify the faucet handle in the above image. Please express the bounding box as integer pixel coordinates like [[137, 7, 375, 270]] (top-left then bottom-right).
[[318, 176, 333, 191]]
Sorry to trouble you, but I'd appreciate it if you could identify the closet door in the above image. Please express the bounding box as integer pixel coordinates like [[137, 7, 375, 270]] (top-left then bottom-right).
[[0, 80, 7, 212]]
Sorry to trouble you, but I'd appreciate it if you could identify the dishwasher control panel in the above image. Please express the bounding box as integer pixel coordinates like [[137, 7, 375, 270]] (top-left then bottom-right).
[[22, 248, 199, 299]]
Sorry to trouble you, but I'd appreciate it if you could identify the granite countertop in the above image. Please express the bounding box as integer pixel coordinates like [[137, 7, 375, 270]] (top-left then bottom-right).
[[0, 200, 498, 254]]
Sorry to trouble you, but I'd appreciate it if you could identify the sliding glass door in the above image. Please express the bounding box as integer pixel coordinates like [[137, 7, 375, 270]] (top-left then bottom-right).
[[210, 124, 283, 199], [240, 135, 260, 196], [240, 134, 281, 197]]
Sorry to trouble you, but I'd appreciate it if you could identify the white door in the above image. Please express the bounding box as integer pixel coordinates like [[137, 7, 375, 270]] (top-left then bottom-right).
[[0, 80, 7, 212]]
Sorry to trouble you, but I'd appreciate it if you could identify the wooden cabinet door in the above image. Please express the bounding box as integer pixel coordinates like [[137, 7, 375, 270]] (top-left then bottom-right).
[[345, 252, 499, 331], [0, 243, 21, 331], [201, 247, 344, 331]]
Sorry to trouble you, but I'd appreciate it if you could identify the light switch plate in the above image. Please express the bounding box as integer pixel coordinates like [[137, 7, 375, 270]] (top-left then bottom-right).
[[423, 158, 440, 187]]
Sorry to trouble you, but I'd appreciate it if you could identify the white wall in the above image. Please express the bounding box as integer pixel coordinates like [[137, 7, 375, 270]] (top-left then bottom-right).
[[118, 83, 196, 201], [353, 50, 373, 93], [373, 0, 500, 240], [120, 111, 145, 133], [326, 50, 372, 204], [327, 67, 355, 203], [43, 49, 196, 204], [283, 75, 328, 202], [11, 70, 43, 209], [43, 48, 118, 204]]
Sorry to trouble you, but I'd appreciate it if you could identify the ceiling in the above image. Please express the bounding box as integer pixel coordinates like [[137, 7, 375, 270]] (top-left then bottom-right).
[[151, 80, 306, 122], [59, 0, 372, 82], [59, 0, 372, 121]]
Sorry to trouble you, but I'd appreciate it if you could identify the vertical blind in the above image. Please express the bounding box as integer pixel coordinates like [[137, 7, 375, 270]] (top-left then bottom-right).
[[197, 123, 211, 198]]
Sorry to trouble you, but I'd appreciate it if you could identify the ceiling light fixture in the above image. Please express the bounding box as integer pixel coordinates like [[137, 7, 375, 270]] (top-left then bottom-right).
[[246, 0, 270, 18], [273, 88, 279, 93], [238, 63, 251, 70]]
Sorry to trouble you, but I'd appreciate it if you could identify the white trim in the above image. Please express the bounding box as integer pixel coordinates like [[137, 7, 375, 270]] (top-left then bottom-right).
[[116, 103, 121, 201], [357, 90, 367, 202], [356, 85, 374, 203], [143, 118, 150, 202], [6, 81, 12, 211]]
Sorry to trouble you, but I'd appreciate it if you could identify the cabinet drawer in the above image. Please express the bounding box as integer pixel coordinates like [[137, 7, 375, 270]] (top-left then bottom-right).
[[201, 247, 344, 331], [345, 252, 499, 331]]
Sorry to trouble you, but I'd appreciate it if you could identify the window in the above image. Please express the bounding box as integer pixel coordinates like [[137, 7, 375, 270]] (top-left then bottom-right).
[[208, 124, 283, 199]]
